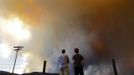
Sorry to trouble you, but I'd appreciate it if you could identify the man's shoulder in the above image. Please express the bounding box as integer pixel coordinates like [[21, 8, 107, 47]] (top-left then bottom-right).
[[79, 54, 83, 56], [74, 54, 81, 56], [64, 54, 68, 56], [73, 54, 78, 58], [58, 54, 63, 58], [74, 54, 83, 58], [64, 54, 69, 58]]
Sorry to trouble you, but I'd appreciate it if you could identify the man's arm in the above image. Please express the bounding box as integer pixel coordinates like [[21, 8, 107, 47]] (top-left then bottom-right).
[[72, 55, 75, 64], [67, 56, 69, 64], [72, 55, 75, 60], [81, 55, 84, 66], [58, 55, 61, 64]]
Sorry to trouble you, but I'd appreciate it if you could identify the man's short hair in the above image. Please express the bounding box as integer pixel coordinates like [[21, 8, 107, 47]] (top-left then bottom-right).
[[62, 49, 65, 54], [74, 48, 79, 53]]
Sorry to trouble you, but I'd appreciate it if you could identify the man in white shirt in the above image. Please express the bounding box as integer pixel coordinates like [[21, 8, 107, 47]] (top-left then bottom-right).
[[58, 49, 69, 75]]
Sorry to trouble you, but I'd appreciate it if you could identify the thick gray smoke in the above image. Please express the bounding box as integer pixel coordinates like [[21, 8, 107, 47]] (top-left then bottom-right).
[[0, 0, 134, 75]]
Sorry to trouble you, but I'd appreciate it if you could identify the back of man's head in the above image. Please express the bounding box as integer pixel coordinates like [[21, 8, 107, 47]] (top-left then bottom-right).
[[74, 48, 79, 53], [62, 49, 65, 54]]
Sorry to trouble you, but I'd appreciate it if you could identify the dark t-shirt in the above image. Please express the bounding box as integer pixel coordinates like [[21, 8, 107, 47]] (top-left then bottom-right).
[[72, 54, 84, 67]]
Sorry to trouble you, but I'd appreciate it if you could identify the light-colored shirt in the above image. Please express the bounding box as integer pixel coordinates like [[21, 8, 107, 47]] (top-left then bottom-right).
[[58, 54, 69, 68]]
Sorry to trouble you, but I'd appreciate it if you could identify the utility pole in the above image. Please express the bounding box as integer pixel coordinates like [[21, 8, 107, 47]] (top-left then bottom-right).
[[12, 46, 24, 74]]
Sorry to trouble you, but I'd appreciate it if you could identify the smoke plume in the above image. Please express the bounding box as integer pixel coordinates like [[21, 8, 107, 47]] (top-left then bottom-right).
[[0, 0, 134, 75]]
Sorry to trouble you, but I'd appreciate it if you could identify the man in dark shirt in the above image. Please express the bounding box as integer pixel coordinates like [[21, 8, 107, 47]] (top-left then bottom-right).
[[72, 48, 84, 75]]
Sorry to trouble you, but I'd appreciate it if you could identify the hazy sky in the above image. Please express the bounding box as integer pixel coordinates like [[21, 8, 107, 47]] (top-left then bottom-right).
[[0, 0, 134, 75]]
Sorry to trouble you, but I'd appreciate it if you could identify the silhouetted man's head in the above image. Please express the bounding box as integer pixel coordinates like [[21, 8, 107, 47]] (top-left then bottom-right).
[[62, 49, 65, 54], [74, 48, 79, 53]]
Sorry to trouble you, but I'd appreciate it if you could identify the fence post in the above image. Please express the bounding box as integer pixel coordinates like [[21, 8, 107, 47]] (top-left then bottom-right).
[[112, 58, 118, 75], [43, 60, 47, 74]]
